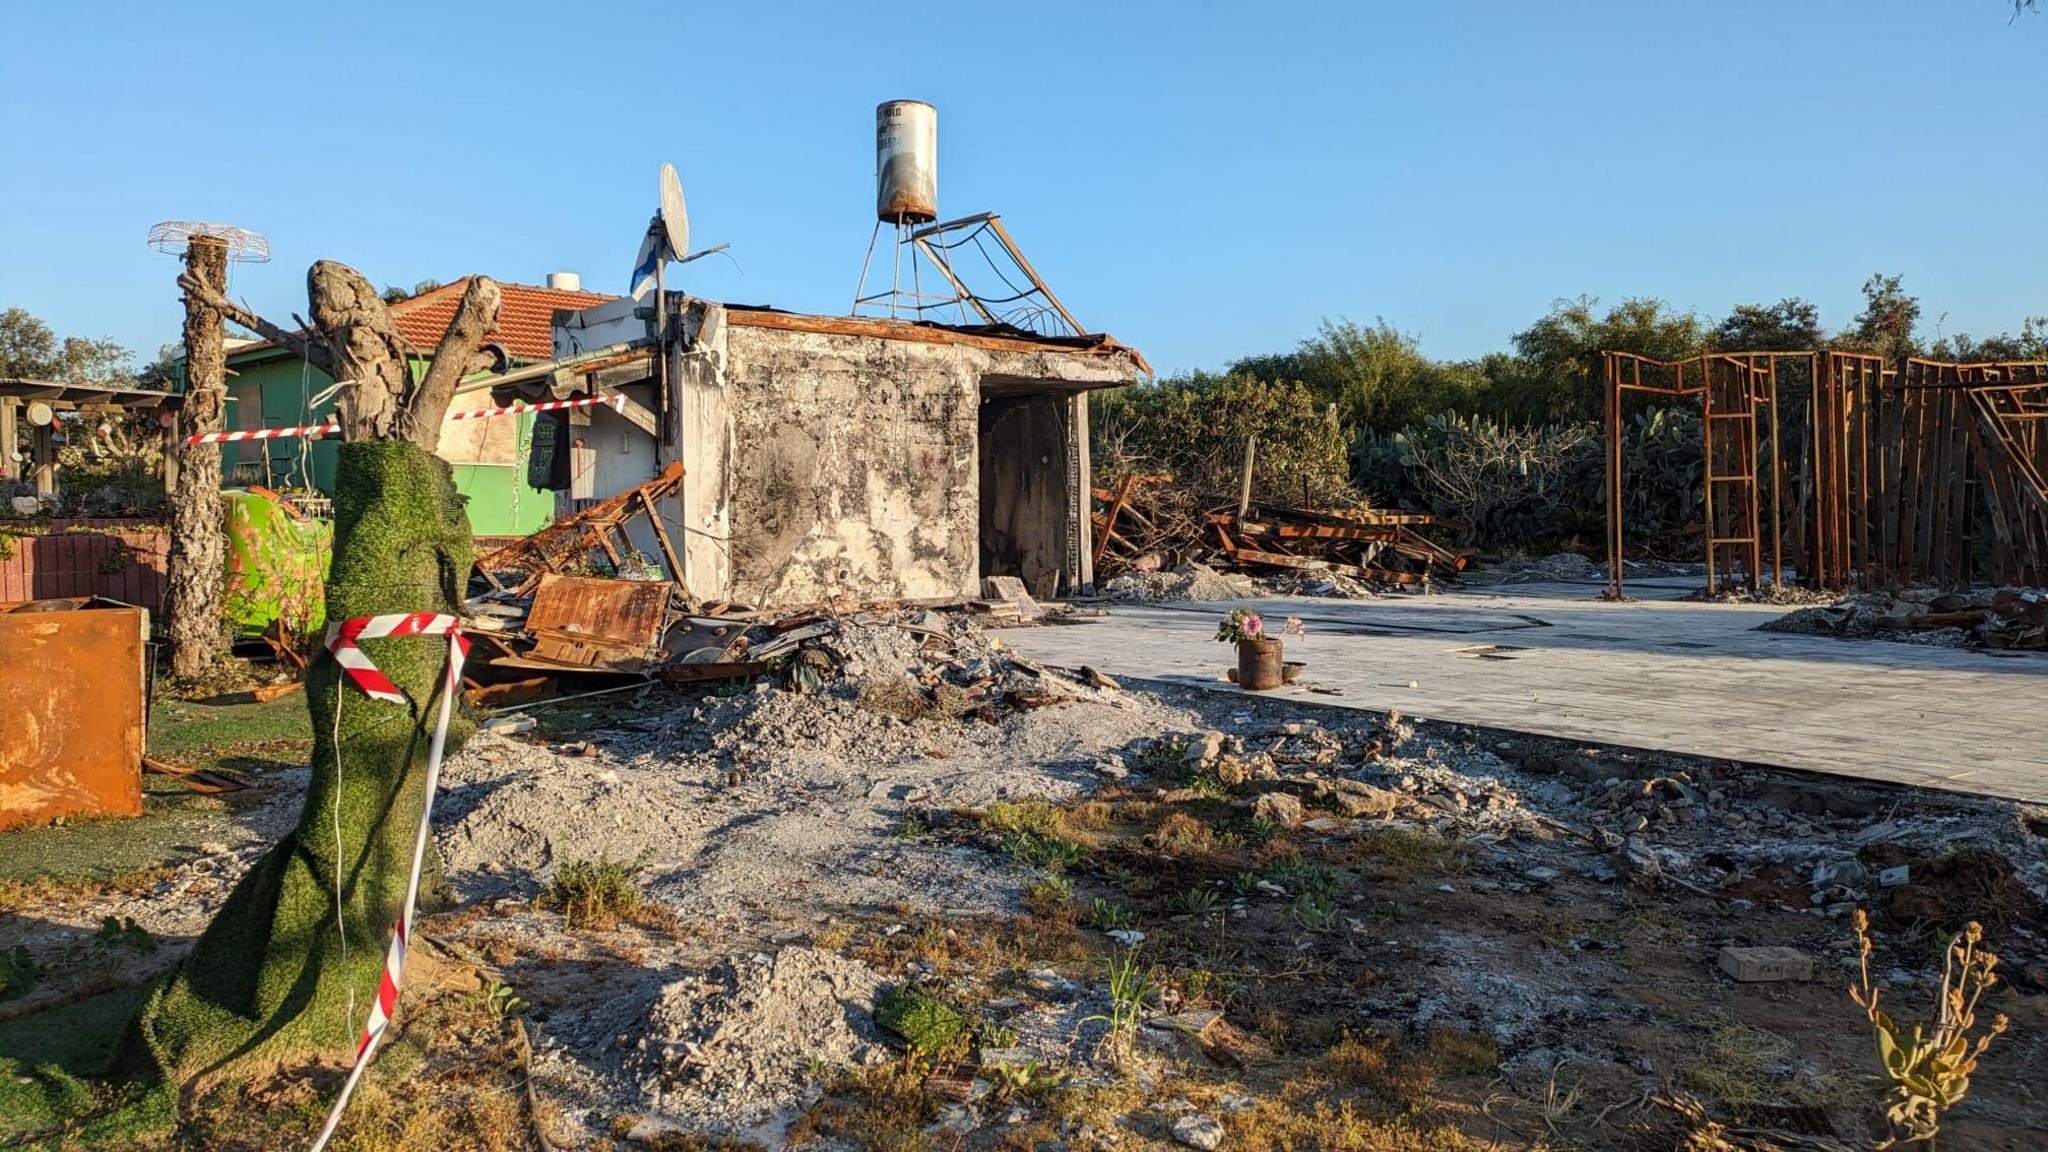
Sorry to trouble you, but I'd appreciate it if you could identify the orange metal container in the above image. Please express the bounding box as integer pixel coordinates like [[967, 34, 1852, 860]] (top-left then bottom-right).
[[0, 599, 148, 831]]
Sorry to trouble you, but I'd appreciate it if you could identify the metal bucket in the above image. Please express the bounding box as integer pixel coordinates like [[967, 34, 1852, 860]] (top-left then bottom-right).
[[1237, 638, 1284, 691]]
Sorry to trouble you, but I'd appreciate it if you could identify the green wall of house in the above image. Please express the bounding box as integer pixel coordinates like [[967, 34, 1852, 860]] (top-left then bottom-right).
[[225, 353, 554, 537]]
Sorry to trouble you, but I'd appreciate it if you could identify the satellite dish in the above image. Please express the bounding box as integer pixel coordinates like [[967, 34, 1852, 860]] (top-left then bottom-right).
[[658, 162, 689, 262], [631, 163, 693, 299]]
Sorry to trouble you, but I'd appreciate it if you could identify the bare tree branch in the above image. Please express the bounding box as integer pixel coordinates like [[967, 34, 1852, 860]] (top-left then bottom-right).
[[399, 276, 503, 450], [177, 270, 337, 378]]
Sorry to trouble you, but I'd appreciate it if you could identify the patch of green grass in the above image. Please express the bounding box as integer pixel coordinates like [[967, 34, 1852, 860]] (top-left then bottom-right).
[[0, 945, 38, 1001], [1004, 830, 1088, 871], [537, 852, 663, 931], [981, 801, 1064, 838], [1292, 891, 1342, 934], [1083, 946, 1157, 1064], [1134, 737, 1191, 775], [1266, 854, 1339, 898], [0, 984, 165, 1146], [876, 985, 972, 1056]]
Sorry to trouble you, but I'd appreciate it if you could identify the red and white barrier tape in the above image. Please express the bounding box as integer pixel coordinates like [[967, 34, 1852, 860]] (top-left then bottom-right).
[[307, 612, 469, 1152], [183, 392, 625, 447], [445, 392, 626, 421]]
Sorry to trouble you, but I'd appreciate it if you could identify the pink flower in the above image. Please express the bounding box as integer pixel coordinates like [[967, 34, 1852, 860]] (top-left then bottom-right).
[[1242, 614, 1263, 637]]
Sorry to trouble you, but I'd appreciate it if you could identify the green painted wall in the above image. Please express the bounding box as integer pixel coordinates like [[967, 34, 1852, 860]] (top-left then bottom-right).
[[224, 352, 554, 537]]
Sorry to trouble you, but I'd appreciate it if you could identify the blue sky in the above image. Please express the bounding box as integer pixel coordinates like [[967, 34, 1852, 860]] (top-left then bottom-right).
[[1, 1, 2042, 376]]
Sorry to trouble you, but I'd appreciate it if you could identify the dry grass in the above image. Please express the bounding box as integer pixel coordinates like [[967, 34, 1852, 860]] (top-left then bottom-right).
[[155, 969, 535, 1152], [1676, 1022, 1857, 1112], [1335, 827, 1477, 882], [1223, 1096, 1499, 1152], [1146, 811, 1216, 855], [786, 1058, 940, 1152], [1427, 1026, 1502, 1078], [0, 865, 176, 912], [1319, 1035, 1440, 1113]]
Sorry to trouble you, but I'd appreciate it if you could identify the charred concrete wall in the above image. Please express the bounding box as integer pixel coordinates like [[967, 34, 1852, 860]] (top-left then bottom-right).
[[722, 326, 981, 604], [715, 321, 1139, 606]]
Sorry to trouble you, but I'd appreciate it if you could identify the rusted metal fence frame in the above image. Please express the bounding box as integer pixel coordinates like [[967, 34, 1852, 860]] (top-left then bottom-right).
[[1604, 351, 1809, 599], [1607, 350, 2048, 595]]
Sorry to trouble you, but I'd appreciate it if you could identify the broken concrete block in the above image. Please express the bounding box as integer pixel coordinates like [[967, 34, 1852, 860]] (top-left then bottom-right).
[[1183, 732, 1225, 767], [1323, 778, 1402, 818], [1171, 1113, 1224, 1151], [1253, 791, 1304, 829], [1718, 945, 1814, 983], [980, 576, 1042, 616]]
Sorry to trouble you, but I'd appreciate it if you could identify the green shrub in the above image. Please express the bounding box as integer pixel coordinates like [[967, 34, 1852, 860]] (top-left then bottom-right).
[[1353, 406, 1704, 555], [1093, 374, 1353, 506]]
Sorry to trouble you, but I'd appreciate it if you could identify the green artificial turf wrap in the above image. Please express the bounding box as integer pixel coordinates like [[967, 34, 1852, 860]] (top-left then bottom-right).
[[133, 441, 476, 1099]]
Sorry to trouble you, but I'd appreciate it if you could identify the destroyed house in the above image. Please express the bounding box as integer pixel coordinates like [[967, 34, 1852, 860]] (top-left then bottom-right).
[[488, 296, 1149, 606]]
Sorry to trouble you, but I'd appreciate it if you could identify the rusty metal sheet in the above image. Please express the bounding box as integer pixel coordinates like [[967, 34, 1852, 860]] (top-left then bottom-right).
[[520, 573, 670, 672], [0, 600, 147, 831]]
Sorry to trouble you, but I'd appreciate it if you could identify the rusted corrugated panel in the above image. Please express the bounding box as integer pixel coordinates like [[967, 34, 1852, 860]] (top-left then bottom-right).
[[520, 573, 669, 672], [0, 602, 147, 831]]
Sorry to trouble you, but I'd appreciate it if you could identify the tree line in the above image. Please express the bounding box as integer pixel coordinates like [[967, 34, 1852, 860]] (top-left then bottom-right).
[[1095, 276, 2047, 554]]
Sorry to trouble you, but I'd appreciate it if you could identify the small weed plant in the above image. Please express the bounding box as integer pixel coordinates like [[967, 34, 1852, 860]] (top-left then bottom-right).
[[1084, 946, 1158, 1064], [1083, 898, 1136, 931], [1851, 909, 2010, 1147], [540, 852, 652, 931]]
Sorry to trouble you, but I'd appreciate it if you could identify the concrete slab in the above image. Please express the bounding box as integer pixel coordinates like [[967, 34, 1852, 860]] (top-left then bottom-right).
[[1000, 586, 2048, 804]]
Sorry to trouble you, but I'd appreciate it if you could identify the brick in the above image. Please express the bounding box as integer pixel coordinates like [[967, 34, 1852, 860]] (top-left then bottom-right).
[[1718, 945, 1814, 983]]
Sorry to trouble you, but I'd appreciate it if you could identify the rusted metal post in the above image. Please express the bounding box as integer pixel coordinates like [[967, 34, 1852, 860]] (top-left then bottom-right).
[[1768, 358, 1785, 588], [1605, 353, 1624, 599], [1237, 433, 1258, 519], [1700, 358, 1717, 594]]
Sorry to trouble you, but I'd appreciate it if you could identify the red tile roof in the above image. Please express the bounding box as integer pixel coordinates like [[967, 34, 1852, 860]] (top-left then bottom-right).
[[391, 278, 617, 361]]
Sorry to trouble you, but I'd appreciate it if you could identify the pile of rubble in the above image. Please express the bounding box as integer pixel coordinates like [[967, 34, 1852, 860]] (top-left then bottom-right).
[[429, 613, 1207, 1144], [1091, 471, 1468, 593], [1761, 586, 2047, 650], [1153, 705, 2047, 960], [1467, 551, 1598, 585]]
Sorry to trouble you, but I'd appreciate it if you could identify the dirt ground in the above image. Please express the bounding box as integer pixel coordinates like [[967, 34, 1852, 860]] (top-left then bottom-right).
[[3, 612, 2046, 1151]]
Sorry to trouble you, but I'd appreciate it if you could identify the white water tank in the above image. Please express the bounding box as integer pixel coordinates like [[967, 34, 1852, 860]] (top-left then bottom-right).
[[546, 271, 582, 292], [876, 100, 938, 224]]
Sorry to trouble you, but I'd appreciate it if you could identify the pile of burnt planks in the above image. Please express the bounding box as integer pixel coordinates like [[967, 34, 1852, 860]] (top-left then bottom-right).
[[1092, 471, 1468, 588]]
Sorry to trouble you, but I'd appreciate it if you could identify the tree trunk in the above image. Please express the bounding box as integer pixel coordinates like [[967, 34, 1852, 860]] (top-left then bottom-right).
[[133, 263, 498, 1103], [136, 441, 474, 1091], [163, 238, 229, 680]]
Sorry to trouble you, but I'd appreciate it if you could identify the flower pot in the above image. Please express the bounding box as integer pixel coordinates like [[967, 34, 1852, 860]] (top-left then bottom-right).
[[1237, 637, 1284, 691]]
